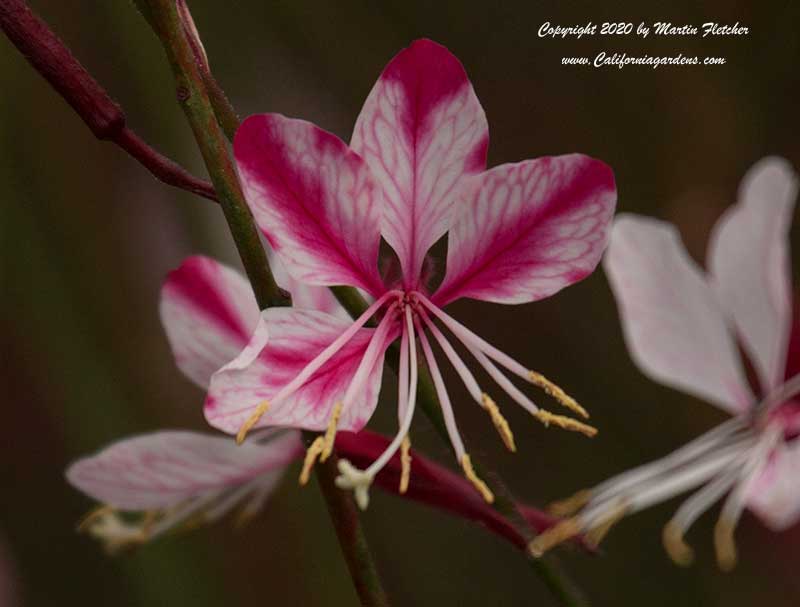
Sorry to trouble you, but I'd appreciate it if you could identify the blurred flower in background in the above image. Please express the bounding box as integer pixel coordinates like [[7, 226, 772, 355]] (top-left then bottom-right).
[[531, 158, 800, 571]]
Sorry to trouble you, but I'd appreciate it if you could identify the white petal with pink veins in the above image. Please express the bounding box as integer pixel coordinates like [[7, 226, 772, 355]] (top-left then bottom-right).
[[267, 247, 346, 319], [66, 430, 302, 510], [604, 215, 753, 414], [709, 157, 798, 392], [352, 39, 488, 288], [205, 309, 392, 435], [160, 256, 260, 388], [235, 114, 385, 296], [433, 155, 616, 306]]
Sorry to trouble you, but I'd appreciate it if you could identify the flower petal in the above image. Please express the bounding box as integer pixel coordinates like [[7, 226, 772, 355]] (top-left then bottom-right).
[[160, 256, 260, 388], [748, 441, 800, 531], [205, 309, 392, 434], [351, 39, 489, 288], [604, 215, 752, 413], [267, 247, 346, 319], [433, 155, 616, 306], [234, 114, 385, 295], [66, 430, 302, 510], [708, 157, 798, 392]]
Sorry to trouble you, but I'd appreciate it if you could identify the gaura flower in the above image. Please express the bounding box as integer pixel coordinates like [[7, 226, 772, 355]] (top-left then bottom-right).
[[68, 429, 302, 553], [530, 157, 800, 570], [206, 39, 617, 509], [66, 255, 309, 552], [66, 255, 580, 553]]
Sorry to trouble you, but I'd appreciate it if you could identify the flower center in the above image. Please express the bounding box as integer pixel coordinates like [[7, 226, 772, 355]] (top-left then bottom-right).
[[235, 288, 597, 510], [530, 374, 800, 569]]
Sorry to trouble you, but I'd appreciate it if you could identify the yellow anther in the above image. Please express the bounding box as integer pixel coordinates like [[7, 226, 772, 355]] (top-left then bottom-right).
[[461, 454, 494, 504], [480, 394, 516, 452], [585, 502, 627, 548], [77, 504, 114, 533], [528, 518, 581, 557], [78, 508, 154, 554], [534, 409, 597, 438], [399, 435, 412, 494], [528, 371, 589, 419], [320, 401, 343, 462], [236, 400, 270, 445], [299, 436, 325, 486], [548, 489, 592, 517], [714, 517, 737, 572], [662, 521, 695, 567]]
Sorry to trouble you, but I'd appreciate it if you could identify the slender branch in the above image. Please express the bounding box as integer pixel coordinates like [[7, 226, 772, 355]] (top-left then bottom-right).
[[175, 0, 240, 140], [308, 432, 391, 607], [0, 0, 217, 202], [139, 2, 388, 604], [139, 0, 284, 309]]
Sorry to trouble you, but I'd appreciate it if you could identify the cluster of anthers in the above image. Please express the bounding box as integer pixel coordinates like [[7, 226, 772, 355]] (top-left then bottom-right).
[[235, 289, 596, 510], [530, 375, 800, 570], [76, 473, 275, 555]]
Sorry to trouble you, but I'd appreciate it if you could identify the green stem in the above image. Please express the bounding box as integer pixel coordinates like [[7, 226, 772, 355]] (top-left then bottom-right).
[[141, 0, 283, 310], [140, 2, 389, 604], [304, 431, 391, 607]]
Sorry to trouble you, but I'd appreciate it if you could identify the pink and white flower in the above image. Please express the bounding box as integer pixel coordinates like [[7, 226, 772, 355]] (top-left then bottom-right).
[[66, 255, 309, 551], [530, 157, 800, 570], [67, 255, 570, 551], [208, 39, 617, 509]]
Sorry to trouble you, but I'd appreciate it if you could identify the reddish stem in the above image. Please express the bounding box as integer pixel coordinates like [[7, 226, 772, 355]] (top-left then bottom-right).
[[0, 0, 217, 202], [337, 431, 592, 553]]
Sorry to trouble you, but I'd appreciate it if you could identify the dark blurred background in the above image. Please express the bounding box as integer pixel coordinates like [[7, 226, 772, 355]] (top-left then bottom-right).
[[2, 1, 800, 605]]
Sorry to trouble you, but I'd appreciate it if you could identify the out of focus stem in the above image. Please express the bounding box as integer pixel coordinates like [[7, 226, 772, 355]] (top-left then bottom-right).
[[0, 0, 217, 202], [140, 2, 389, 605]]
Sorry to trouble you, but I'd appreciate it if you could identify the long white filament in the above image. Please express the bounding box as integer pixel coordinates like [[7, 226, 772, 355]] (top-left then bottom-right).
[[416, 307, 483, 402], [366, 306, 419, 477], [415, 318, 467, 460], [415, 293, 531, 381], [340, 303, 400, 411], [252, 290, 401, 416]]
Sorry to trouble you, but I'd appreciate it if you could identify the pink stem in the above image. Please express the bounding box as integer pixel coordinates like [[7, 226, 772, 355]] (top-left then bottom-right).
[[335, 430, 592, 553]]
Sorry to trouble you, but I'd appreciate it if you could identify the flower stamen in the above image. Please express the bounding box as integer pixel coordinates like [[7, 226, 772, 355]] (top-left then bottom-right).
[[528, 371, 589, 419], [585, 500, 628, 547], [528, 518, 581, 557], [714, 517, 737, 572], [460, 453, 494, 503], [320, 401, 343, 462], [663, 521, 695, 567], [236, 400, 270, 445], [299, 436, 325, 486], [400, 435, 412, 494], [534, 409, 597, 437], [480, 393, 516, 452], [548, 489, 592, 517]]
